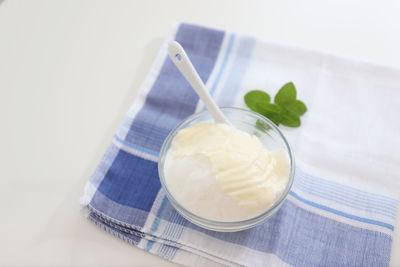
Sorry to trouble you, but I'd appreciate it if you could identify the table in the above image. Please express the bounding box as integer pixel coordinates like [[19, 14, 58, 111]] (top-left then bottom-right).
[[1, 0, 399, 266]]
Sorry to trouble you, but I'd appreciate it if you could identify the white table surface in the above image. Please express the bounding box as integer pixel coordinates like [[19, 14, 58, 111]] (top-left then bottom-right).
[[1, 0, 399, 266]]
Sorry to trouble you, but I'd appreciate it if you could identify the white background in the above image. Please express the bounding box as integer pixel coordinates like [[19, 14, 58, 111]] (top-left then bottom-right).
[[0, 0, 399, 266]]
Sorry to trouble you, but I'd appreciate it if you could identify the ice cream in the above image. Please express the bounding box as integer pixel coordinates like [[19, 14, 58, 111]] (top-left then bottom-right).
[[164, 122, 289, 222]]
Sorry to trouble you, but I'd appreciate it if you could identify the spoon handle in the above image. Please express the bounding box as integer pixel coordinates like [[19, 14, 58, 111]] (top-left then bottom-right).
[[168, 41, 229, 124]]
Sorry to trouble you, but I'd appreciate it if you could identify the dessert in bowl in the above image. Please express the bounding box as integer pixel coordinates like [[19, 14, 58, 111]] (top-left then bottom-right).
[[158, 107, 295, 232]]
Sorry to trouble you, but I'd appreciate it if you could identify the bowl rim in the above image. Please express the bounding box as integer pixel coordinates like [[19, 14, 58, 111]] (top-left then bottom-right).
[[158, 107, 295, 231]]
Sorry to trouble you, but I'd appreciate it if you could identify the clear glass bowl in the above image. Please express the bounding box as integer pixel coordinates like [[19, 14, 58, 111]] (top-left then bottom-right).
[[158, 107, 295, 232]]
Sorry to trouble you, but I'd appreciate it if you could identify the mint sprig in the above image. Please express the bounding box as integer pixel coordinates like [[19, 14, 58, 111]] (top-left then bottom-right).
[[244, 82, 307, 127]]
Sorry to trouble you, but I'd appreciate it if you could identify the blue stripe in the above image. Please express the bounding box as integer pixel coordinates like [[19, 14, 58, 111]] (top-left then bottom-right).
[[156, 243, 180, 261], [209, 33, 236, 96], [145, 240, 155, 252], [151, 197, 169, 231], [217, 36, 255, 106], [295, 173, 398, 211], [294, 180, 397, 219], [114, 135, 159, 157], [156, 211, 185, 260], [296, 169, 397, 207], [145, 196, 169, 251], [296, 171, 398, 209], [289, 191, 394, 231]]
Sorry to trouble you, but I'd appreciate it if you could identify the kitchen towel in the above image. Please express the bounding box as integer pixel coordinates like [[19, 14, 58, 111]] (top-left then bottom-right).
[[81, 22, 400, 266]]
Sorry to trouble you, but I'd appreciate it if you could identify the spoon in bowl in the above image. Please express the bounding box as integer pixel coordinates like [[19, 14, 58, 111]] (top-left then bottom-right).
[[168, 41, 230, 125]]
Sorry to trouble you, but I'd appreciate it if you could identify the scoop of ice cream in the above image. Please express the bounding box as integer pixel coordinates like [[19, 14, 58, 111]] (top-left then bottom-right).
[[170, 122, 289, 209]]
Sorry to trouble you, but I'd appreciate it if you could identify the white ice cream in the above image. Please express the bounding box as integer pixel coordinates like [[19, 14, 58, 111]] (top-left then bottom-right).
[[164, 122, 289, 222]]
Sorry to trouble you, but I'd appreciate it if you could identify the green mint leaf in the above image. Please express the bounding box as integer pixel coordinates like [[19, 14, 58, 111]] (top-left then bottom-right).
[[274, 82, 296, 106], [244, 90, 271, 112], [257, 103, 283, 125], [257, 103, 283, 114], [281, 110, 301, 127], [266, 113, 282, 126], [244, 82, 306, 128], [286, 100, 307, 116]]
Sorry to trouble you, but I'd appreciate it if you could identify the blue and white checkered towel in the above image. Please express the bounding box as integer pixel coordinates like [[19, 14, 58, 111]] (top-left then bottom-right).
[[81, 23, 400, 266]]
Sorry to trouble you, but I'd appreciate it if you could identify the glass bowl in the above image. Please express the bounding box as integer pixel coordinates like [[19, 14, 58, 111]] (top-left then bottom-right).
[[158, 107, 295, 232]]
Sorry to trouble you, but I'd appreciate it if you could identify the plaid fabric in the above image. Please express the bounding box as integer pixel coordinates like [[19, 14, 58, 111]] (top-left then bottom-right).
[[81, 23, 399, 267]]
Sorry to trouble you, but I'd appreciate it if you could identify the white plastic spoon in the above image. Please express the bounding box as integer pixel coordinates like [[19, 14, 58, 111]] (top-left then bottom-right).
[[168, 41, 230, 125]]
